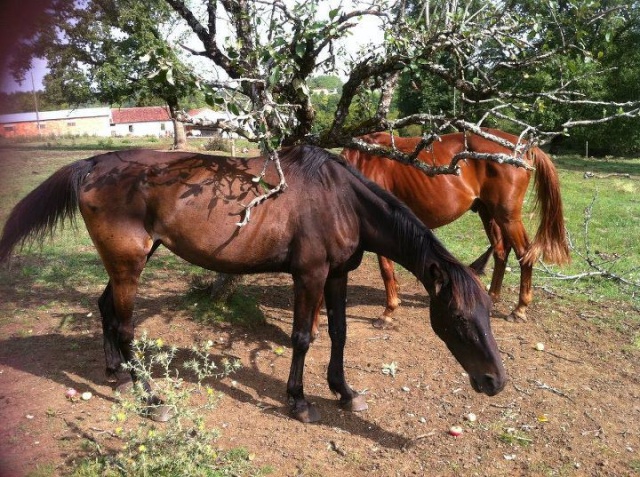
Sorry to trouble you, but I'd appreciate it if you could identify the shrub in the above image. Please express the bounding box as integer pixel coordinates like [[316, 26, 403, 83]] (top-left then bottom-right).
[[69, 333, 267, 476], [203, 136, 233, 152]]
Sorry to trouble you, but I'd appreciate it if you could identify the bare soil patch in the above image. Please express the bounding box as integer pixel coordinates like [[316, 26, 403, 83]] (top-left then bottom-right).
[[1, 253, 639, 476]]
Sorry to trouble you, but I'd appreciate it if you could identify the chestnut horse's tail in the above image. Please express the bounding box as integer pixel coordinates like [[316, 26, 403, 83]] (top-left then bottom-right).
[[0, 159, 93, 263], [523, 148, 571, 266]]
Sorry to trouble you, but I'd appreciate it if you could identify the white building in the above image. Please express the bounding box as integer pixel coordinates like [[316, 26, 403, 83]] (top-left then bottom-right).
[[0, 107, 112, 137], [110, 106, 173, 137]]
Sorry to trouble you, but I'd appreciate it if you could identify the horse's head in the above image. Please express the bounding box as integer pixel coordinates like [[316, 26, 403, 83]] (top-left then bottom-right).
[[427, 263, 507, 396]]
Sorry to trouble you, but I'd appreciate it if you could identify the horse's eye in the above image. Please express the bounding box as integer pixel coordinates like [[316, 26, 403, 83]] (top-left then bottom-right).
[[453, 315, 471, 336]]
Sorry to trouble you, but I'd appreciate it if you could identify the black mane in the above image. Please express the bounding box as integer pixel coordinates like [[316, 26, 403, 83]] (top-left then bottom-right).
[[282, 144, 484, 309]]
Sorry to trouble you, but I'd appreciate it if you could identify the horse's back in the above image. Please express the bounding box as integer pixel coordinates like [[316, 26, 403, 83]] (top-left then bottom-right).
[[343, 133, 482, 228], [78, 147, 364, 275]]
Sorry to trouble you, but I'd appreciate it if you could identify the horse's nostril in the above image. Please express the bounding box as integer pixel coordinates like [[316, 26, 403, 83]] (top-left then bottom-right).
[[482, 372, 506, 395], [483, 373, 496, 387]]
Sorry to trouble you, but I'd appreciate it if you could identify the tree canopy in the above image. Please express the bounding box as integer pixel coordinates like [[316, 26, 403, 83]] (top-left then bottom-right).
[[3, 0, 640, 157]]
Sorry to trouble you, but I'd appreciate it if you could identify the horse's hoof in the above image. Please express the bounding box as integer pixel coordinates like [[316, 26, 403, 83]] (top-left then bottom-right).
[[106, 369, 128, 384], [148, 404, 174, 422], [341, 394, 368, 412], [372, 316, 394, 329], [506, 310, 527, 323], [292, 404, 321, 423], [115, 379, 134, 394]]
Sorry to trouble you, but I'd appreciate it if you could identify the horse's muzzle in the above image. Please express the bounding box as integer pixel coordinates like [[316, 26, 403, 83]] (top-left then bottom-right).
[[470, 373, 507, 396]]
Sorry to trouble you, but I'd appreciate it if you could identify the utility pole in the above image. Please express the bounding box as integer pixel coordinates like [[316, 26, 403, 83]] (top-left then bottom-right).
[[31, 71, 41, 137]]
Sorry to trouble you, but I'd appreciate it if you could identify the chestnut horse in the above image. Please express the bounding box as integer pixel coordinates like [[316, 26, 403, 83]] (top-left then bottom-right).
[[342, 129, 570, 324], [0, 146, 506, 423]]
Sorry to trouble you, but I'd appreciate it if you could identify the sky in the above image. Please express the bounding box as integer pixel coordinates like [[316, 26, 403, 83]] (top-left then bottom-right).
[[0, 58, 48, 93], [0, 0, 384, 94]]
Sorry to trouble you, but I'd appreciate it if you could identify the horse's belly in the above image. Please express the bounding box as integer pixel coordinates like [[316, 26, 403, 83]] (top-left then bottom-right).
[[149, 200, 295, 273]]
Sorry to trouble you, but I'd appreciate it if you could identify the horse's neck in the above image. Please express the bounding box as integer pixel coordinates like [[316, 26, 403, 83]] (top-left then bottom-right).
[[358, 194, 440, 289]]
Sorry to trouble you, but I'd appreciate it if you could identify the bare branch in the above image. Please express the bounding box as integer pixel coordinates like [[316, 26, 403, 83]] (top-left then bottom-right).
[[347, 131, 534, 178]]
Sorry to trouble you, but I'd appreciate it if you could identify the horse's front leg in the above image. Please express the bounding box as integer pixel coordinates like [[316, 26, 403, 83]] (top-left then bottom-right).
[[287, 271, 326, 423], [325, 275, 368, 412]]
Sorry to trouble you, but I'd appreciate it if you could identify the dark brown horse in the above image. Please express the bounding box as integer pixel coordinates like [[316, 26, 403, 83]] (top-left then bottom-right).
[[342, 129, 570, 325], [0, 145, 506, 422]]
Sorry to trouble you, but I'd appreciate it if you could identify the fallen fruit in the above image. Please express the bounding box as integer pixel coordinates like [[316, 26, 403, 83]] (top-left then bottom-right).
[[81, 392, 93, 401], [65, 388, 78, 400], [449, 425, 463, 437], [535, 342, 545, 351], [465, 412, 477, 422]]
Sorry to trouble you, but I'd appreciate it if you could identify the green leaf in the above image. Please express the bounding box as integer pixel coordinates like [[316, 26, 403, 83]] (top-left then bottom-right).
[[228, 102, 240, 116], [329, 8, 340, 20], [269, 66, 281, 85]]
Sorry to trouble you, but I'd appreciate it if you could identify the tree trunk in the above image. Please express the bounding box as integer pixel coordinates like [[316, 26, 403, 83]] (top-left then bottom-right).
[[172, 118, 187, 150], [208, 273, 243, 303], [167, 100, 187, 150]]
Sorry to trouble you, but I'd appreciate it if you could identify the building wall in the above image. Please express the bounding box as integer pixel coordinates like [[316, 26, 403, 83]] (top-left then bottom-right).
[[1, 116, 111, 138], [111, 121, 174, 137]]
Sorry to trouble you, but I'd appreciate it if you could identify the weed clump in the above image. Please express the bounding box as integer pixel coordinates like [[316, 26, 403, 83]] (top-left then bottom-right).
[[70, 333, 267, 476]]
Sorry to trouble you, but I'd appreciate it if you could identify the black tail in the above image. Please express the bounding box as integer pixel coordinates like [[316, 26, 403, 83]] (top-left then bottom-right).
[[0, 159, 93, 262]]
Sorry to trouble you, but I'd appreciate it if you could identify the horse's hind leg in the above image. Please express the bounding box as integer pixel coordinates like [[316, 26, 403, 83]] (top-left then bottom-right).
[[372, 255, 401, 328], [99, 240, 161, 384], [310, 295, 323, 342], [98, 266, 145, 385], [287, 268, 327, 423], [325, 275, 367, 412], [500, 220, 533, 322], [97, 236, 172, 421], [99, 281, 124, 382]]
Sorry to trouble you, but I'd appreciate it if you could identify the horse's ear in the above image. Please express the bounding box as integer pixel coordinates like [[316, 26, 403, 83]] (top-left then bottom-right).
[[429, 263, 447, 297]]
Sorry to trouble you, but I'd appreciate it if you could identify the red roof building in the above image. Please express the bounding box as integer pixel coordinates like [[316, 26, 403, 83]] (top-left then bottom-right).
[[111, 106, 173, 137]]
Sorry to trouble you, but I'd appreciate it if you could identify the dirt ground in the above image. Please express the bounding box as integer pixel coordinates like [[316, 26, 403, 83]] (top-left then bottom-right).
[[1, 251, 639, 477]]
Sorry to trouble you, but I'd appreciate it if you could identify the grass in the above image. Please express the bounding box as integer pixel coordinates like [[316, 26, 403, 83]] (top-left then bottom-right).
[[497, 428, 533, 447], [1, 139, 638, 317], [184, 282, 266, 327], [25, 463, 57, 477], [433, 153, 640, 316]]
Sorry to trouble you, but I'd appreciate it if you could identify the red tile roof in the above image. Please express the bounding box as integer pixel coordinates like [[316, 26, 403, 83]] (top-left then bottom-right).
[[111, 106, 171, 124], [187, 108, 209, 116]]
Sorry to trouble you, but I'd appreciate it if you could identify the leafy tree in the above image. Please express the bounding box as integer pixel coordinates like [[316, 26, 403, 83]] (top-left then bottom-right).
[[5, 0, 640, 158], [309, 75, 342, 92], [8, 0, 200, 148]]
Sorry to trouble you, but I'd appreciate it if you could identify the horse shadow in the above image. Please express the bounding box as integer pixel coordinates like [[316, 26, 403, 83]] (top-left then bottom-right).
[[0, 275, 424, 450], [0, 326, 411, 450]]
